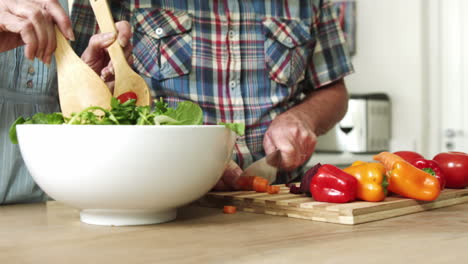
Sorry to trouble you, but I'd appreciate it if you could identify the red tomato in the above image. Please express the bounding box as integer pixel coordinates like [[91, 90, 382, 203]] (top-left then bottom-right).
[[117, 91, 138, 103], [433, 152, 468, 188], [393, 151, 425, 164]]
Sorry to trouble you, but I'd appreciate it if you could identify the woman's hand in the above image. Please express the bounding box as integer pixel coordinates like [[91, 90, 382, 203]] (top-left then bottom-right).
[[0, 0, 74, 64], [80, 21, 133, 91]]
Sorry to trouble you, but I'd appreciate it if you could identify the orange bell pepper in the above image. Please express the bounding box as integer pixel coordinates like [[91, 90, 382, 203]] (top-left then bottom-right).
[[343, 161, 388, 202], [373, 152, 441, 201]]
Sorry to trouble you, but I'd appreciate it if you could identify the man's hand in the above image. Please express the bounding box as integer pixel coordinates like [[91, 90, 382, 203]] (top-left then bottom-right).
[[264, 79, 349, 171], [263, 110, 317, 171], [213, 160, 243, 191], [80, 21, 133, 91], [0, 0, 74, 64]]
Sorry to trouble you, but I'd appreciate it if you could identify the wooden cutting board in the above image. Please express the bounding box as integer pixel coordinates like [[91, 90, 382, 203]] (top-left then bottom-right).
[[198, 185, 468, 225]]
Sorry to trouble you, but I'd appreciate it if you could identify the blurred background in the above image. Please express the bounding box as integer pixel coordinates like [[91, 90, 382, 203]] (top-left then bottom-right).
[[310, 0, 468, 167]]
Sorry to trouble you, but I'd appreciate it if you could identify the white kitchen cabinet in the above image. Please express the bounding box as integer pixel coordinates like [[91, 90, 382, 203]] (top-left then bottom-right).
[[313, 0, 468, 168], [428, 0, 468, 155]]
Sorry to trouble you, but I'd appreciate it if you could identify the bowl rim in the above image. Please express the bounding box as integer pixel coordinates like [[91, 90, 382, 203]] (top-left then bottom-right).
[[16, 124, 228, 128]]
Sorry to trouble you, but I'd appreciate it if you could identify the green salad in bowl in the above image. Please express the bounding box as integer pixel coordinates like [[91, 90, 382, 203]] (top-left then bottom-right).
[[10, 97, 245, 144]]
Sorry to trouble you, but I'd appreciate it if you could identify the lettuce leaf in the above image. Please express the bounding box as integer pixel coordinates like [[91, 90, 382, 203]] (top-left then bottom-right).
[[218, 122, 245, 136], [9, 113, 65, 144]]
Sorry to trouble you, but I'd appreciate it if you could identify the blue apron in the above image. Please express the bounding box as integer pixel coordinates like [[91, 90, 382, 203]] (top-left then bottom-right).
[[0, 0, 68, 204]]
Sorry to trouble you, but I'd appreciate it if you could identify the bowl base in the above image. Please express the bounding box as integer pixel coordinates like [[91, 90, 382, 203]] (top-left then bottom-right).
[[80, 209, 177, 226]]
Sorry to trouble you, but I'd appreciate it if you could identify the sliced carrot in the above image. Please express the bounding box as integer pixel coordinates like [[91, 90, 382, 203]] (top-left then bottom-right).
[[253, 177, 268, 192], [236, 176, 255, 191], [247, 176, 256, 189], [236, 176, 250, 190], [223, 205, 237, 214], [267, 185, 280, 194], [373, 151, 407, 171]]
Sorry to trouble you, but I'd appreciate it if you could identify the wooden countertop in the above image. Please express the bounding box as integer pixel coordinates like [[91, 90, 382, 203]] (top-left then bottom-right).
[[1, 201, 468, 263]]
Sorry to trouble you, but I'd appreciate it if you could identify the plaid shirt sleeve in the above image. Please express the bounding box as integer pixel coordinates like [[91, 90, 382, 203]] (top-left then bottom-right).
[[304, 0, 354, 91]]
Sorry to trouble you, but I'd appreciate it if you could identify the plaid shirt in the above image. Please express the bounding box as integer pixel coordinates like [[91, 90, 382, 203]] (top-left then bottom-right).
[[71, 0, 353, 181]]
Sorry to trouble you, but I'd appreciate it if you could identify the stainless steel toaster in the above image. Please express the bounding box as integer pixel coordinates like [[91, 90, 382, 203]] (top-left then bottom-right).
[[315, 93, 391, 154]]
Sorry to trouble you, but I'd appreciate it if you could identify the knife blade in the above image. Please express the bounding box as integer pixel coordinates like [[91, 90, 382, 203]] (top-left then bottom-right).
[[241, 149, 281, 183]]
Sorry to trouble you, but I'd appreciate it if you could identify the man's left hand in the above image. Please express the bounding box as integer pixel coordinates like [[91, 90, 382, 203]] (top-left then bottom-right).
[[263, 109, 317, 171], [80, 21, 133, 90]]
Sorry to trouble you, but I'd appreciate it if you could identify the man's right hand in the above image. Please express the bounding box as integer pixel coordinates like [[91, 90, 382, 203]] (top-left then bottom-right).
[[0, 0, 74, 64]]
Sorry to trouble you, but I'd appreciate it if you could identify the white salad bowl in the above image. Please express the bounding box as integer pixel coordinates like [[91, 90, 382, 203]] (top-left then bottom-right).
[[16, 124, 236, 226]]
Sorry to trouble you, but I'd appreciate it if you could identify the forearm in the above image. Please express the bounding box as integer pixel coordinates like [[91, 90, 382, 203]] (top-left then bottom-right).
[[285, 79, 349, 136]]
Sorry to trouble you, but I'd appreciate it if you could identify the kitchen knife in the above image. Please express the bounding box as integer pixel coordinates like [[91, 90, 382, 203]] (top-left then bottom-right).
[[241, 149, 281, 183]]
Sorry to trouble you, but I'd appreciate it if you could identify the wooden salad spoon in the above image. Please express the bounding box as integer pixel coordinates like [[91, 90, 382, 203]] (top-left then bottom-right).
[[89, 0, 151, 106], [55, 27, 112, 117]]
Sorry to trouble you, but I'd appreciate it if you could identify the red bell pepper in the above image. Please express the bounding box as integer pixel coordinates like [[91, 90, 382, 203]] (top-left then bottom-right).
[[394, 151, 425, 164], [412, 159, 446, 190], [310, 164, 358, 203], [433, 152, 468, 188]]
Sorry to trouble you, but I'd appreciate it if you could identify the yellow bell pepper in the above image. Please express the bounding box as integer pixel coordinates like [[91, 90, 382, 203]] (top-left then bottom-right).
[[343, 161, 388, 202]]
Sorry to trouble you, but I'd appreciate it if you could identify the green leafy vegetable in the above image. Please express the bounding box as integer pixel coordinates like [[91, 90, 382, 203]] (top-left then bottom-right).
[[9, 98, 244, 144], [9, 117, 27, 145], [218, 122, 245, 136], [151, 100, 203, 125], [9, 113, 65, 144]]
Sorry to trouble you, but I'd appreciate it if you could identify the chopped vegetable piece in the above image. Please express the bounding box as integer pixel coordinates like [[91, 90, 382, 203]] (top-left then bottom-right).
[[289, 184, 302, 194], [236, 176, 255, 191], [300, 163, 322, 195], [267, 185, 280, 194], [252, 177, 268, 193], [223, 206, 237, 214], [237, 176, 269, 192], [116, 91, 138, 104]]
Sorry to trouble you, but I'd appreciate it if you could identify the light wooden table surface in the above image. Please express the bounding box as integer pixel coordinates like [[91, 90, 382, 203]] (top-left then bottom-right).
[[1, 201, 468, 264]]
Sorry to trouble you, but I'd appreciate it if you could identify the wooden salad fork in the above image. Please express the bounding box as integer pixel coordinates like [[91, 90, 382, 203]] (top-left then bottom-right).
[[55, 26, 112, 117], [89, 0, 151, 106]]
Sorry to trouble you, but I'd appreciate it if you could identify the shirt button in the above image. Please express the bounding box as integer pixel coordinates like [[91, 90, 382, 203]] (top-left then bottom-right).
[[28, 66, 35, 75], [228, 30, 235, 39], [155, 28, 164, 36], [26, 80, 34, 88], [286, 37, 293, 44], [229, 81, 236, 89], [229, 81, 237, 89]]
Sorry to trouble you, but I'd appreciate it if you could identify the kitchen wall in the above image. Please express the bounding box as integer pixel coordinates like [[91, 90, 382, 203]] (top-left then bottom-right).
[[344, 0, 428, 154]]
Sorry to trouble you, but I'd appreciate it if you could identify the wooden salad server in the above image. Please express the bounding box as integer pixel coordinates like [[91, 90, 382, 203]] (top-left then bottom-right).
[[89, 0, 151, 106], [55, 26, 112, 117]]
